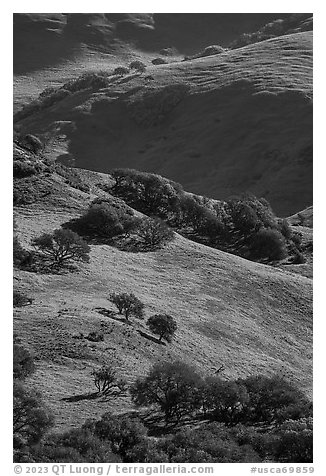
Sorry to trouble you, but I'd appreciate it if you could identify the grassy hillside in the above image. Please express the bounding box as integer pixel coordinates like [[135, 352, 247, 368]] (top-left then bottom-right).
[[15, 32, 312, 216], [13, 161, 312, 433]]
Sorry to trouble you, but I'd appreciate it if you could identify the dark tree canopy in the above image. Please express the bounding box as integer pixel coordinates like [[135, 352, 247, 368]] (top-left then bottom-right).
[[146, 314, 177, 342], [13, 381, 54, 452], [130, 361, 203, 423], [32, 228, 90, 268], [108, 293, 144, 320]]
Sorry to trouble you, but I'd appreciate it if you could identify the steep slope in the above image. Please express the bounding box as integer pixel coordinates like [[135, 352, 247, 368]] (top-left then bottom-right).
[[15, 32, 312, 216], [14, 164, 312, 432]]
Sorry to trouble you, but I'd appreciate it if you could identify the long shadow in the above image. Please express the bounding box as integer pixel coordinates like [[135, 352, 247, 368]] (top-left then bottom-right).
[[94, 308, 132, 325], [61, 391, 99, 402], [137, 330, 166, 345]]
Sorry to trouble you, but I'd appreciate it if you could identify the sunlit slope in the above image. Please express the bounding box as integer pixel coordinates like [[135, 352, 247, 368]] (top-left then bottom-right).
[[15, 32, 312, 216], [14, 171, 312, 430]]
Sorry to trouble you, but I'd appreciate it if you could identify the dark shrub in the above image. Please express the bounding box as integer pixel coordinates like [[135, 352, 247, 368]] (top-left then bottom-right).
[[91, 413, 147, 461], [146, 314, 177, 342], [152, 58, 168, 65], [130, 360, 203, 423], [110, 169, 182, 218], [200, 45, 225, 57], [237, 374, 312, 424], [129, 61, 146, 73], [160, 423, 261, 462], [30, 428, 119, 463], [113, 67, 130, 76], [128, 83, 190, 126], [291, 249, 306, 264], [18, 134, 43, 154], [32, 228, 90, 269], [203, 377, 249, 425], [13, 161, 39, 178], [92, 366, 117, 395], [13, 343, 35, 379], [108, 292, 144, 320], [271, 418, 313, 463], [135, 218, 174, 249], [279, 219, 293, 239], [13, 290, 33, 307], [67, 202, 136, 240], [14, 381, 54, 456], [249, 228, 287, 261], [86, 331, 104, 342]]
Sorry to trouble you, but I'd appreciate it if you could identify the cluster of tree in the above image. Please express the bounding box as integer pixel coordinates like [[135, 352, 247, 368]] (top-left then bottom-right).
[[13, 350, 312, 463], [108, 169, 301, 262], [66, 199, 174, 250], [228, 14, 311, 50], [130, 361, 312, 426], [108, 292, 178, 342]]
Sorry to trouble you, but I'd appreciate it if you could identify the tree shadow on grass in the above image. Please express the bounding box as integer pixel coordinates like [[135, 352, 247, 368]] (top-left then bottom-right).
[[137, 330, 166, 345], [94, 307, 133, 325], [61, 391, 99, 403]]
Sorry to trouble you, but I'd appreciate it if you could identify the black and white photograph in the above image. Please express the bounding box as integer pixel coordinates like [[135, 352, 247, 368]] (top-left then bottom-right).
[[11, 6, 314, 468]]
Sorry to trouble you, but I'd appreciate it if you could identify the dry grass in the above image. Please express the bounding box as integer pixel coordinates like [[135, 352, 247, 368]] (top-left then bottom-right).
[[14, 184, 312, 432]]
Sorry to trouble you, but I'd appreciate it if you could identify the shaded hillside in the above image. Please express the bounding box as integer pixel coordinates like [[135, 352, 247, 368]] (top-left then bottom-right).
[[14, 13, 295, 74], [15, 32, 312, 216], [13, 153, 312, 432]]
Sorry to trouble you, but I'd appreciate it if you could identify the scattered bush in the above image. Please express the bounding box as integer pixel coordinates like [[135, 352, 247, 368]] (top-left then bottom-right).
[[146, 314, 177, 342], [108, 293, 144, 320], [151, 58, 168, 65], [129, 61, 146, 73], [32, 228, 90, 269]]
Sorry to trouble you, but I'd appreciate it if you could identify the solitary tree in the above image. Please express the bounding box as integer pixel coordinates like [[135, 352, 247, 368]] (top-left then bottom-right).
[[32, 228, 90, 269], [146, 314, 177, 342], [92, 366, 117, 395], [108, 293, 144, 321]]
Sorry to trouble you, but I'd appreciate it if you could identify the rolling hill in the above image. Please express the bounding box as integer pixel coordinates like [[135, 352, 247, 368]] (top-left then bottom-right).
[[14, 30, 312, 216], [13, 151, 312, 432]]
